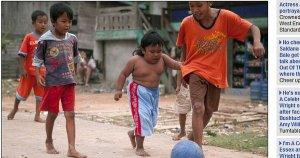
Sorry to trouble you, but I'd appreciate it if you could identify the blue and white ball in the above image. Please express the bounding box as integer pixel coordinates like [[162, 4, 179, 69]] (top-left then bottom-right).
[[171, 140, 204, 158]]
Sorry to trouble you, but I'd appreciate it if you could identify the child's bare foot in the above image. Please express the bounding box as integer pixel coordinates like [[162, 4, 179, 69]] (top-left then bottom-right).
[[7, 109, 18, 120], [34, 117, 45, 123], [46, 141, 59, 154], [128, 130, 136, 148], [67, 149, 87, 158], [187, 133, 208, 145], [172, 132, 186, 141], [135, 148, 150, 157]]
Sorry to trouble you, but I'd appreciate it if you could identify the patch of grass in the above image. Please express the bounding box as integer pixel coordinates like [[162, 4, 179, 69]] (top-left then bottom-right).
[[206, 130, 217, 137], [205, 132, 267, 156]]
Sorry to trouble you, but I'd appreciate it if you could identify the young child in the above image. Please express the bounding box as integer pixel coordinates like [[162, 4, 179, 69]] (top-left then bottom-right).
[[33, 3, 86, 158], [114, 31, 181, 157], [77, 51, 96, 87], [172, 70, 192, 141], [7, 10, 48, 122], [176, 1, 265, 147]]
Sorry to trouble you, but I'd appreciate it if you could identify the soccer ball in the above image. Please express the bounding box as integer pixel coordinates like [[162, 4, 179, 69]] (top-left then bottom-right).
[[171, 140, 204, 158]]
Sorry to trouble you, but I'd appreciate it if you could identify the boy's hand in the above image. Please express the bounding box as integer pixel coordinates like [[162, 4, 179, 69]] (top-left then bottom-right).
[[36, 75, 45, 86], [114, 90, 122, 101], [252, 41, 265, 58]]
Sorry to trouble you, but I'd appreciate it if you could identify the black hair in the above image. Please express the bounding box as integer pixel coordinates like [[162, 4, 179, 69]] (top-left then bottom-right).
[[85, 50, 93, 59], [31, 10, 47, 22], [50, 2, 73, 22], [189, 1, 213, 6], [133, 30, 164, 56]]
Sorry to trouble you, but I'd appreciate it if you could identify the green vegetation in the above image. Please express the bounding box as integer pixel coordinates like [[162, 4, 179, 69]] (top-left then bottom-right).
[[205, 132, 267, 156]]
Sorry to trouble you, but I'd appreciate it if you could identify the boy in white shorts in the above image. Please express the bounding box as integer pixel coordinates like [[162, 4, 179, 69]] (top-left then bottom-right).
[[173, 71, 192, 140]]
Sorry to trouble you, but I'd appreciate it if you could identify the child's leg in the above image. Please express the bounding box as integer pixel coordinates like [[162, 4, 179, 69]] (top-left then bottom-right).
[[33, 80, 45, 123], [64, 111, 87, 158], [174, 86, 191, 140], [58, 84, 86, 157], [189, 74, 207, 147], [128, 130, 136, 148], [187, 113, 211, 141], [7, 98, 21, 120], [76, 67, 86, 85], [64, 112, 75, 149], [81, 69, 86, 84], [135, 136, 150, 157], [192, 104, 205, 147], [34, 99, 45, 123], [8, 75, 32, 120], [84, 67, 92, 86], [173, 113, 187, 140], [45, 112, 59, 154], [187, 97, 219, 146], [189, 111, 212, 146], [203, 111, 213, 128], [60, 84, 86, 157], [203, 83, 221, 128], [179, 113, 187, 135]]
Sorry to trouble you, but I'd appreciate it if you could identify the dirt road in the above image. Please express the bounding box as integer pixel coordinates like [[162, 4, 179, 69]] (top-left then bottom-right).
[[2, 91, 266, 158], [2, 111, 266, 158]]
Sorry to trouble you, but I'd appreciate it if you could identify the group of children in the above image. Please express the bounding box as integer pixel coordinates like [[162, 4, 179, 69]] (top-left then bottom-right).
[[114, 1, 265, 157], [7, 1, 265, 157], [7, 3, 86, 158]]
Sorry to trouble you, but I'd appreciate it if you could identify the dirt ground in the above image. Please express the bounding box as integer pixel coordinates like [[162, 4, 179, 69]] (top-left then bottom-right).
[[2, 80, 267, 158]]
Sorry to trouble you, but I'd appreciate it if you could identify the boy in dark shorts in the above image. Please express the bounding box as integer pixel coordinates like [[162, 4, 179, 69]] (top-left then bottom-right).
[[176, 1, 265, 147]]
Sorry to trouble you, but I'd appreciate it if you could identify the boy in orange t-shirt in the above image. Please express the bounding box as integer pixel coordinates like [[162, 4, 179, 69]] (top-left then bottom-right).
[[7, 10, 48, 122], [176, 2, 265, 147]]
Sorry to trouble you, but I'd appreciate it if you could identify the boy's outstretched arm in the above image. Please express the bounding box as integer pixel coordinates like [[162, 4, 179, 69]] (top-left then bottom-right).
[[162, 54, 181, 70], [114, 57, 136, 101], [250, 25, 265, 58], [178, 45, 187, 88]]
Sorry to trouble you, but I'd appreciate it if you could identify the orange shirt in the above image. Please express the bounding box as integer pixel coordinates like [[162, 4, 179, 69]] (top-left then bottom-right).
[[176, 9, 252, 88], [18, 32, 45, 76]]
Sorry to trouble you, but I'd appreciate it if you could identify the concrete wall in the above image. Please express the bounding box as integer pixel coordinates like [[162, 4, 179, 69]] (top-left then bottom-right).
[[149, 2, 167, 15], [1, 1, 94, 50], [94, 41, 103, 62], [77, 2, 97, 50], [1, 1, 79, 35], [1, 1, 52, 36], [104, 40, 137, 86]]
